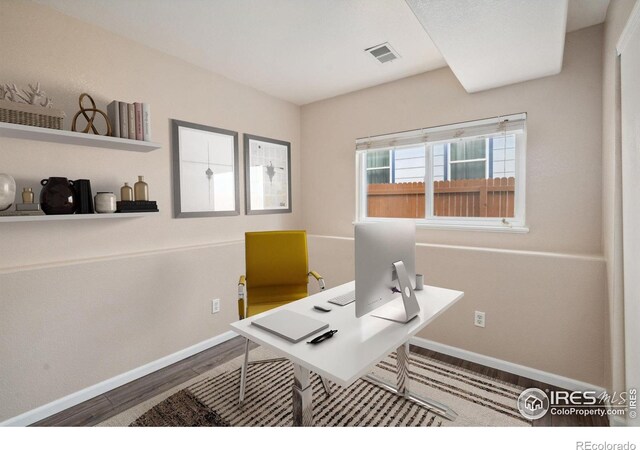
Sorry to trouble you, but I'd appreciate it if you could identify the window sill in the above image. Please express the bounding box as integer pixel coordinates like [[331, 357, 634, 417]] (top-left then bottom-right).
[[416, 222, 529, 233], [354, 218, 529, 234]]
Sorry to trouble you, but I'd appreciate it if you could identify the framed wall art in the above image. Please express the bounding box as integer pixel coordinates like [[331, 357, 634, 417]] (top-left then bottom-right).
[[244, 134, 291, 215], [171, 119, 240, 218]]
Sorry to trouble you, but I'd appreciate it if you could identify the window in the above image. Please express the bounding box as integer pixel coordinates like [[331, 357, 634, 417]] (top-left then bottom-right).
[[356, 113, 527, 231], [491, 135, 516, 178], [365, 146, 426, 218]]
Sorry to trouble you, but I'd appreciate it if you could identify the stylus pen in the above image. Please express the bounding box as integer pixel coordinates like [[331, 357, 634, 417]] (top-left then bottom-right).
[[307, 329, 337, 344]]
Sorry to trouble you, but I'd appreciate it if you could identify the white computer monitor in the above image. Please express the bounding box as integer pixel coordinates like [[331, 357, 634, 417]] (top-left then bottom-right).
[[355, 221, 420, 323]]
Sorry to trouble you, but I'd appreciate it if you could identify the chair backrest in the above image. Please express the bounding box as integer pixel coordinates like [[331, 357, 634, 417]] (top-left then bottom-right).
[[245, 230, 309, 308]]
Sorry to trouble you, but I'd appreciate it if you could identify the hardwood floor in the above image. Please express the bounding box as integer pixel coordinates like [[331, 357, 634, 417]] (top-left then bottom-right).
[[32, 336, 255, 427], [32, 338, 608, 427], [410, 346, 609, 427]]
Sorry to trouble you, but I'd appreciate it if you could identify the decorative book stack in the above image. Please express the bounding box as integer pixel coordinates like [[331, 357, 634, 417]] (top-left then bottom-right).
[[0, 204, 44, 216], [116, 200, 158, 213], [16, 203, 43, 213], [107, 101, 151, 141]]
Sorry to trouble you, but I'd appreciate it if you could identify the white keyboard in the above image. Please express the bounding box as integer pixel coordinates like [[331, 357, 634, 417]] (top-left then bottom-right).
[[327, 290, 355, 306]]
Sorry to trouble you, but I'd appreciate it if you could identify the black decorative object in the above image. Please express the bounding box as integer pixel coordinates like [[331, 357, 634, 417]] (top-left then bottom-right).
[[73, 179, 94, 214], [40, 177, 76, 215]]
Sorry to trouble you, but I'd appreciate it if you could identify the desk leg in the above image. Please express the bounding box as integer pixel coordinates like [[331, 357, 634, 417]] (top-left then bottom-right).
[[239, 338, 250, 407], [320, 376, 332, 397], [292, 364, 313, 426], [364, 342, 458, 421]]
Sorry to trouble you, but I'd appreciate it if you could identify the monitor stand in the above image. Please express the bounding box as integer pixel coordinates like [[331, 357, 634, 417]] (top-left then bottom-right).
[[371, 261, 420, 323]]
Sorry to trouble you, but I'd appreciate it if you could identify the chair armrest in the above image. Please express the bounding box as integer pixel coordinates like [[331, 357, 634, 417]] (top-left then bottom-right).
[[308, 270, 325, 290], [238, 275, 246, 298], [238, 298, 245, 320], [238, 275, 246, 320]]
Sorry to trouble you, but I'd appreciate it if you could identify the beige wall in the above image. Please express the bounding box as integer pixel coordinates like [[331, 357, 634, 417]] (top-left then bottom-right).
[[0, 241, 244, 421], [302, 26, 607, 386], [601, 0, 636, 395], [0, 1, 301, 421], [302, 26, 604, 256], [0, 1, 614, 421], [0, 1, 302, 269]]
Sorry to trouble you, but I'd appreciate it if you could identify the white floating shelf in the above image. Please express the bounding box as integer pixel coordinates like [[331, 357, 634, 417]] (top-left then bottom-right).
[[0, 122, 161, 152], [0, 212, 155, 223]]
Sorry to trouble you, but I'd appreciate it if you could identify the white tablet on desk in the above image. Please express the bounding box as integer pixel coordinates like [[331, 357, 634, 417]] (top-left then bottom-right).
[[251, 310, 329, 343]]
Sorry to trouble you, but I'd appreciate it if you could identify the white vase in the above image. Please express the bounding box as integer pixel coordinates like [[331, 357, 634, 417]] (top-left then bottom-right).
[[94, 192, 116, 213], [0, 174, 16, 211]]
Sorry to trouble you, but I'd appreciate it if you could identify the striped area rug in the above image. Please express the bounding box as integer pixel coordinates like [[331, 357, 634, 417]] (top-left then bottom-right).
[[101, 348, 531, 427]]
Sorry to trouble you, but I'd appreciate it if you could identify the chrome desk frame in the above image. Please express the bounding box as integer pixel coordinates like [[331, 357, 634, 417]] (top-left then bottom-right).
[[363, 342, 458, 422], [291, 341, 458, 426]]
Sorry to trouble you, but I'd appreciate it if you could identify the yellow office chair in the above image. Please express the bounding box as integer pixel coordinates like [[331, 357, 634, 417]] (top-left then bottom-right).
[[237, 230, 330, 405]]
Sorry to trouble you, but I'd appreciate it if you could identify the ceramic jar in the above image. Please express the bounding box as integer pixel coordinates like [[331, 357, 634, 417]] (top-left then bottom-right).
[[40, 177, 76, 215], [94, 192, 116, 213], [0, 173, 16, 211]]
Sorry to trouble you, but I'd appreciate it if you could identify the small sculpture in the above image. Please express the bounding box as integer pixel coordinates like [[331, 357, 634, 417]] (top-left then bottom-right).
[[71, 93, 112, 136], [0, 82, 53, 107]]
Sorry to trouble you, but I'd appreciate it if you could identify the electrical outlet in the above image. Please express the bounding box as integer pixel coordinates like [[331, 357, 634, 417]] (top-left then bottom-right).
[[474, 311, 486, 328], [211, 298, 220, 314]]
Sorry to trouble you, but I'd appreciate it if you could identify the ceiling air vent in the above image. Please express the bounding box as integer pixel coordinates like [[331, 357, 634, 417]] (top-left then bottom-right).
[[365, 42, 400, 64]]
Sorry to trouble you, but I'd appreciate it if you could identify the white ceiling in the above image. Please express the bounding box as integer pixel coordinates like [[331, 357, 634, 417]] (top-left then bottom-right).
[[406, 0, 570, 93], [34, 0, 610, 105]]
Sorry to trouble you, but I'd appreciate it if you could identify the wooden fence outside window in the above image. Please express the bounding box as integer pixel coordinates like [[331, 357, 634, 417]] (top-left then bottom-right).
[[367, 178, 515, 218]]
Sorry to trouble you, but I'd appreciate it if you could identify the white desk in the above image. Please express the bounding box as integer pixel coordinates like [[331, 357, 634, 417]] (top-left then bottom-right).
[[230, 281, 463, 426]]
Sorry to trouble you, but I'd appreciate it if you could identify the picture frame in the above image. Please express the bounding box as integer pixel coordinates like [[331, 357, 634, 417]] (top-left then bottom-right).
[[244, 134, 292, 215], [171, 119, 240, 218]]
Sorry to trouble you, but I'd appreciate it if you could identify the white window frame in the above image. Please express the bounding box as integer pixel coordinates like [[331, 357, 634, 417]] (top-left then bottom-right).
[[355, 114, 528, 233]]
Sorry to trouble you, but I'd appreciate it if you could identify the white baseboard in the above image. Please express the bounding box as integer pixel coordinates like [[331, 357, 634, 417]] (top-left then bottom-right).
[[410, 337, 607, 394], [3, 332, 612, 427], [0, 330, 238, 427]]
